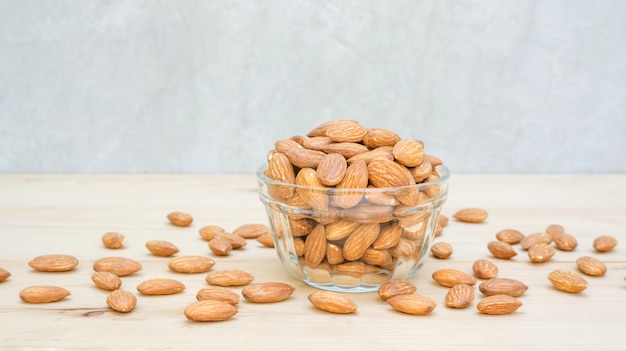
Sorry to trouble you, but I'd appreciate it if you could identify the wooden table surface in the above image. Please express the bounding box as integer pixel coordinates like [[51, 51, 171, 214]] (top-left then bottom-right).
[[0, 174, 625, 350]]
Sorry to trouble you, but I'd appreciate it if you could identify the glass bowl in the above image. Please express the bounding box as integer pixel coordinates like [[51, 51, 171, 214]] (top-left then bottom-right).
[[256, 164, 450, 292]]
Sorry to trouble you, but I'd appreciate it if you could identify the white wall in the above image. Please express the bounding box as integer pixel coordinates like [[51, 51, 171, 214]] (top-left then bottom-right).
[[1, 0, 624, 174]]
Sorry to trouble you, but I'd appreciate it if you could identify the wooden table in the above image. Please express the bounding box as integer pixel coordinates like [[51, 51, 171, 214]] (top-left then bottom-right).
[[0, 174, 624, 350]]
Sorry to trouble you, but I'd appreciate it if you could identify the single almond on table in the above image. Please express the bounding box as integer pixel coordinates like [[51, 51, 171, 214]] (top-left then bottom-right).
[[576, 256, 607, 276], [145, 240, 180, 257], [432, 269, 476, 287], [102, 232, 126, 249], [453, 208, 488, 223], [137, 278, 185, 295], [184, 300, 238, 322], [91, 271, 122, 291], [106, 290, 137, 313], [487, 241, 517, 259], [593, 235, 618, 252], [546, 224, 566, 239], [198, 225, 226, 241], [548, 269, 588, 293], [19, 285, 70, 303], [256, 233, 275, 248], [209, 236, 233, 256], [527, 242, 556, 263], [476, 295, 522, 315], [241, 282, 295, 303], [167, 211, 193, 227], [28, 254, 78, 272], [387, 294, 437, 315], [93, 257, 142, 277], [0, 268, 10, 282], [308, 291, 358, 314], [437, 214, 449, 228], [552, 232, 578, 251], [233, 223, 270, 239], [472, 259, 498, 279], [196, 287, 240, 305], [520, 233, 552, 250], [495, 229, 524, 244], [216, 232, 247, 250], [205, 269, 254, 287], [378, 280, 417, 300], [479, 278, 528, 297], [431, 242, 453, 259], [445, 284, 475, 309], [167, 256, 215, 274]]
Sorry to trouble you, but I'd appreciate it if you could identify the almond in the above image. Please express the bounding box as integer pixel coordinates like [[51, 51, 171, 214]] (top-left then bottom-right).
[[342, 223, 381, 261], [241, 282, 295, 303], [410, 159, 432, 183], [208, 236, 233, 256], [347, 148, 394, 165], [303, 224, 327, 266], [184, 300, 238, 322], [205, 269, 254, 287], [256, 233, 275, 248], [303, 136, 333, 150], [326, 243, 344, 265], [19, 285, 70, 303], [316, 153, 348, 186], [362, 128, 400, 148], [267, 151, 296, 198], [233, 223, 270, 239], [216, 232, 247, 250], [453, 208, 488, 223], [495, 229, 524, 244], [285, 148, 326, 169], [325, 220, 360, 241], [320, 142, 369, 160], [0, 268, 11, 282], [576, 256, 607, 276], [93, 257, 142, 277], [548, 269, 588, 293], [29, 254, 78, 272], [472, 259, 499, 279], [392, 139, 424, 167], [432, 269, 476, 287], [167, 211, 193, 227], [338, 203, 394, 224], [91, 271, 122, 291], [198, 225, 226, 241], [552, 232, 578, 251], [362, 248, 393, 268], [274, 138, 302, 153], [334, 160, 369, 209], [137, 278, 185, 295], [367, 158, 411, 189], [308, 291, 358, 314], [445, 284, 475, 309], [372, 222, 402, 250], [378, 280, 417, 300], [527, 242, 556, 263], [545, 223, 566, 238], [331, 261, 381, 276], [364, 186, 400, 206], [593, 235, 618, 252], [387, 294, 437, 315], [487, 241, 517, 259], [106, 290, 137, 313], [196, 287, 241, 305], [295, 168, 329, 211], [425, 153, 443, 168], [520, 233, 552, 250], [431, 242, 453, 259], [478, 278, 528, 297], [324, 119, 366, 143], [437, 214, 449, 227], [145, 240, 179, 257], [294, 237, 305, 257], [167, 256, 216, 274], [476, 295, 522, 315], [102, 232, 125, 249]]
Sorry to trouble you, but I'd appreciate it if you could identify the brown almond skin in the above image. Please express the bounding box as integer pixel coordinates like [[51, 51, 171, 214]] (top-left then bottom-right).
[[308, 291, 358, 314], [479, 278, 528, 297], [520, 233, 552, 250], [472, 259, 498, 279], [136, 278, 185, 295], [19, 285, 70, 303], [184, 300, 238, 322], [387, 294, 437, 315], [256, 233, 275, 248], [91, 271, 122, 291], [209, 236, 233, 256], [205, 269, 254, 287], [476, 295, 522, 315], [432, 269, 476, 287], [431, 242, 453, 259], [198, 225, 227, 241], [487, 241, 518, 259], [495, 229, 525, 244], [593, 235, 618, 252], [0, 268, 11, 282], [93, 257, 142, 277], [527, 242, 556, 263], [453, 208, 488, 223], [167, 211, 193, 227], [106, 290, 137, 313], [548, 269, 588, 293], [342, 223, 380, 261], [378, 280, 417, 300], [196, 287, 240, 305], [445, 284, 475, 309], [233, 223, 270, 239], [552, 232, 578, 251], [145, 240, 179, 257], [167, 256, 215, 274], [576, 256, 607, 276], [317, 153, 348, 186], [29, 254, 78, 272], [102, 232, 126, 249], [241, 282, 295, 303]]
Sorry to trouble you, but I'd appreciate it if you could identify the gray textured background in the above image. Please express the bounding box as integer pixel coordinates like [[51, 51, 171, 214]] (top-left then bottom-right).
[[1, 1, 625, 174]]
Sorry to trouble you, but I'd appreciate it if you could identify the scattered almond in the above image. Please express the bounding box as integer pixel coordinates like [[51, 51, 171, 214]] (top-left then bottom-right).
[[28, 254, 78, 272], [205, 269, 254, 287], [387, 294, 437, 315], [593, 235, 617, 252], [453, 208, 488, 223], [445, 284, 475, 309], [241, 282, 295, 303], [91, 271, 122, 291], [432, 269, 476, 287], [476, 295, 522, 315], [19, 285, 70, 303], [209, 236, 233, 256], [198, 225, 226, 241], [137, 278, 185, 295], [106, 290, 137, 313], [378, 280, 417, 300], [145, 240, 179, 257], [520, 233, 552, 250], [93, 257, 142, 277], [527, 242, 556, 263], [576, 256, 607, 277], [487, 241, 517, 259], [184, 300, 238, 322], [479, 278, 528, 297], [495, 229, 524, 244], [431, 242, 453, 259], [102, 232, 126, 249], [308, 291, 358, 314], [196, 287, 240, 305], [256, 233, 275, 248], [472, 259, 498, 279], [552, 232, 578, 251], [437, 214, 449, 227], [167, 256, 215, 274], [545, 224, 566, 239], [0, 268, 10, 282], [548, 269, 588, 293], [167, 211, 193, 227], [233, 223, 270, 239], [217, 232, 247, 250]]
